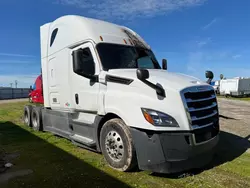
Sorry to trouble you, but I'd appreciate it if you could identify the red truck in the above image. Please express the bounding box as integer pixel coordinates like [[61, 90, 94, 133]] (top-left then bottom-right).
[[29, 74, 44, 104]]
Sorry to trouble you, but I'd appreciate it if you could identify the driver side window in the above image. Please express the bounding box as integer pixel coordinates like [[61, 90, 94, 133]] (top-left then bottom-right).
[[73, 47, 95, 76]]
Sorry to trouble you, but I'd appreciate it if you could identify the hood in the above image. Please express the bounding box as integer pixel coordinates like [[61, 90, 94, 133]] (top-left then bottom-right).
[[107, 69, 208, 91]]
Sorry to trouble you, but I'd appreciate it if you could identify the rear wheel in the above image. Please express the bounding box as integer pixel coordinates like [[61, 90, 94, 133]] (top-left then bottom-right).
[[100, 118, 137, 172], [24, 105, 33, 127], [31, 107, 43, 131]]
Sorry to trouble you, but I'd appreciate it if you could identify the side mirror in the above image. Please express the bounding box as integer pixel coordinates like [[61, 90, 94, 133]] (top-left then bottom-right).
[[205, 71, 214, 79], [136, 68, 165, 97], [137, 69, 149, 80], [72, 48, 96, 81], [162, 59, 167, 70], [205, 70, 214, 84]]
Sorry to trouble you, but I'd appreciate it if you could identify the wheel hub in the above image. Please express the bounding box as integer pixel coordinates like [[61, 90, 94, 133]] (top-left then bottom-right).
[[105, 131, 124, 162], [24, 112, 29, 124], [32, 114, 38, 128]]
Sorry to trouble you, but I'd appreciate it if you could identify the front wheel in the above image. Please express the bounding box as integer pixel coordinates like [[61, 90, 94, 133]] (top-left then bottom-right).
[[100, 118, 137, 172]]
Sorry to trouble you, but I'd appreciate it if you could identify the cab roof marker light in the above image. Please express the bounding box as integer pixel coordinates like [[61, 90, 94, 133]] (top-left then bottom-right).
[[100, 36, 103, 41], [123, 39, 127, 44]]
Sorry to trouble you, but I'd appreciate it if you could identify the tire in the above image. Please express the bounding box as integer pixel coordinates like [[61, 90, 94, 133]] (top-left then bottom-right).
[[24, 105, 33, 127], [31, 107, 43, 131], [100, 118, 137, 172]]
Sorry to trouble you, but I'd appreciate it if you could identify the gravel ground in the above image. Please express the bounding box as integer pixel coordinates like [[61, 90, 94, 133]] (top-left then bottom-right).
[[0, 99, 28, 104], [218, 98, 250, 153]]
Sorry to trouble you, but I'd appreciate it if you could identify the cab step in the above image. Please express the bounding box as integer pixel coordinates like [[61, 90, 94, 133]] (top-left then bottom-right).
[[69, 134, 96, 147]]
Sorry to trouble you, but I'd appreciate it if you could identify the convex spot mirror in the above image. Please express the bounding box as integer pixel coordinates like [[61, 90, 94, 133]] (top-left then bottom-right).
[[205, 71, 214, 80], [136, 69, 149, 80]]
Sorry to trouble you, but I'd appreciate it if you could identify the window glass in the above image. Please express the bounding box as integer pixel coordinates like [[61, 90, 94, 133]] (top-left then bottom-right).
[[137, 56, 155, 69], [32, 83, 36, 90], [75, 48, 95, 75], [50, 28, 58, 47], [96, 43, 160, 70]]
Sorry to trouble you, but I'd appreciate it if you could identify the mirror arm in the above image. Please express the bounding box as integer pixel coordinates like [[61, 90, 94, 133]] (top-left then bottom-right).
[[143, 80, 166, 97], [138, 78, 165, 97], [206, 78, 212, 84], [80, 72, 99, 82]]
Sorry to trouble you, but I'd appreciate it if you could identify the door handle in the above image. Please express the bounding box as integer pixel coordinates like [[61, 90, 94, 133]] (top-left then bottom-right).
[[75, 94, 79, 104]]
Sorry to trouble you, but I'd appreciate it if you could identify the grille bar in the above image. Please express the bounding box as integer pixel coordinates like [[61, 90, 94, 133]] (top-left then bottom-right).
[[188, 102, 217, 112], [186, 95, 216, 103], [192, 122, 214, 129], [191, 110, 218, 121]]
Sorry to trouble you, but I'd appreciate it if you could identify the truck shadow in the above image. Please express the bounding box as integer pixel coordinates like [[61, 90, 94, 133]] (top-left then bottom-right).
[[2, 122, 249, 182], [219, 114, 238, 120], [152, 131, 250, 178], [0, 121, 131, 188]]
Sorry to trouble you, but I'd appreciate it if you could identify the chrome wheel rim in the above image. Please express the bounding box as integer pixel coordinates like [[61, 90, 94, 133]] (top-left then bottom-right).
[[32, 113, 38, 128], [24, 111, 29, 124], [105, 131, 124, 162]]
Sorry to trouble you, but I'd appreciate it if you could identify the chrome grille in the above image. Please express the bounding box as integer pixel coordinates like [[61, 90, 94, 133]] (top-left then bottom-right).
[[181, 86, 219, 130]]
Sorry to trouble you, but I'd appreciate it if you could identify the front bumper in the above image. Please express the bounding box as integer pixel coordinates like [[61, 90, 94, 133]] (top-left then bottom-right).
[[130, 125, 219, 174]]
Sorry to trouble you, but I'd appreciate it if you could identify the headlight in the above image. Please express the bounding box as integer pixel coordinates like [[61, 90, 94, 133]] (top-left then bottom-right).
[[141, 108, 179, 127]]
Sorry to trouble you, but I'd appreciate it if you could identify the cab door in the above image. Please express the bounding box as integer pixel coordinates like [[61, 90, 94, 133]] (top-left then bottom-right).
[[70, 42, 100, 112]]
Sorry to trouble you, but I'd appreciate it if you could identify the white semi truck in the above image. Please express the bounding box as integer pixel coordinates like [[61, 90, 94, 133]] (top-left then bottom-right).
[[24, 15, 220, 173]]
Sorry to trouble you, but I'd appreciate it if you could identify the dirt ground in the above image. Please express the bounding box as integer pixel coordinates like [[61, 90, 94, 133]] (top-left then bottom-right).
[[0, 99, 250, 187], [218, 98, 250, 153], [1, 97, 249, 140], [0, 98, 27, 104]]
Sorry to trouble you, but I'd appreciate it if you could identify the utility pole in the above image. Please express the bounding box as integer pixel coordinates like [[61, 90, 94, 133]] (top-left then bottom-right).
[[15, 80, 18, 88]]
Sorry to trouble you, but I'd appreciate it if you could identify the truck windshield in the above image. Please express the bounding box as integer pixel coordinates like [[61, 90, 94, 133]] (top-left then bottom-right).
[[96, 43, 161, 70], [32, 83, 36, 90]]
